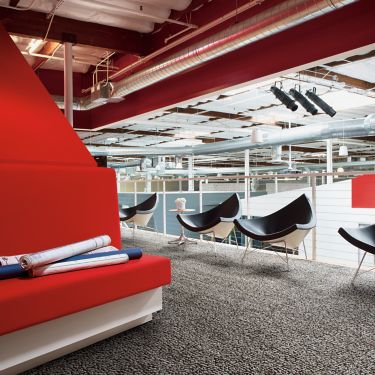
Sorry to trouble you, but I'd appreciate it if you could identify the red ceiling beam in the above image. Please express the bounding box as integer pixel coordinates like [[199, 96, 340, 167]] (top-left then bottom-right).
[[74, 0, 375, 130], [0, 8, 144, 55]]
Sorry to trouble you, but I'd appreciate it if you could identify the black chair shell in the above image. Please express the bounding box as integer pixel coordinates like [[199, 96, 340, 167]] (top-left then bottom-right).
[[177, 193, 241, 233], [234, 194, 316, 242], [119, 193, 158, 222], [338, 224, 375, 255]]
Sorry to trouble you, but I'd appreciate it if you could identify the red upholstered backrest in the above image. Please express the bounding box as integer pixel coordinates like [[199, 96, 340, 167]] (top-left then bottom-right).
[[0, 164, 121, 255], [0, 26, 121, 255], [352, 175, 375, 208]]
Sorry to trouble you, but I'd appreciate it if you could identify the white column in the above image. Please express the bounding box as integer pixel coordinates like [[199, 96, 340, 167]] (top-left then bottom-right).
[[326, 139, 333, 184], [188, 155, 194, 191], [64, 42, 74, 126]]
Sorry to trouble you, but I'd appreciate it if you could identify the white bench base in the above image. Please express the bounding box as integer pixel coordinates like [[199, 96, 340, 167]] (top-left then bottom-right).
[[0, 287, 162, 375]]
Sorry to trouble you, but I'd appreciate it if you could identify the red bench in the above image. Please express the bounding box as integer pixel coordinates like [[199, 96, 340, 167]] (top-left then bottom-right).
[[0, 25, 171, 374]]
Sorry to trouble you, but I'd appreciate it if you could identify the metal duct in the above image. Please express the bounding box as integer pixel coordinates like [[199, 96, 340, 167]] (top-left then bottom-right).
[[111, 0, 355, 100], [271, 145, 283, 163], [87, 114, 375, 157], [73, 0, 355, 110]]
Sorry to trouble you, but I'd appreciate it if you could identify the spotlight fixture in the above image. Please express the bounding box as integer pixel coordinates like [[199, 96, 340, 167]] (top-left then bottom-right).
[[305, 88, 336, 117], [289, 88, 318, 115], [270, 85, 298, 112]]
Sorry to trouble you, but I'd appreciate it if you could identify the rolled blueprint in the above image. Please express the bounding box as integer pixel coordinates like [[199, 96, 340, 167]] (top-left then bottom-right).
[[86, 246, 118, 255], [29, 251, 129, 277], [0, 245, 116, 267], [0, 254, 25, 266], [0, 264, 27, 280], [20, 235, 111, 270]]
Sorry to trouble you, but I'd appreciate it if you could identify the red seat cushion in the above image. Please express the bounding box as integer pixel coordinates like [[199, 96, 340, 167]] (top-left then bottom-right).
[[0, 254, 171, 335]]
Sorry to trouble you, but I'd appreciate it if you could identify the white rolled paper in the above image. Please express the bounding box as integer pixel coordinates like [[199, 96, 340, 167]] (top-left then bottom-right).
[[20, 235, 111, 270], [29, 253, 129, 277], [86, 246, 119, 255], [0, 254, 25, 266]]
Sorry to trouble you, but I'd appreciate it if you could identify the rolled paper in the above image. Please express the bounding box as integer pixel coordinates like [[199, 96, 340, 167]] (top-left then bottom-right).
[[0, 264, 27, 280], [20, 235, 111, 270], [122, 248, 143, 260], [59, 250, 124, 262], [86, 246, 119, 255], [29, 253, 129, 277], [0, 254, 25, 266]]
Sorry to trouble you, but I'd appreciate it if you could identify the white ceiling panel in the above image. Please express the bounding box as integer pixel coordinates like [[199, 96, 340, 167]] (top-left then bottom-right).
[[330, 57, 375, 84]]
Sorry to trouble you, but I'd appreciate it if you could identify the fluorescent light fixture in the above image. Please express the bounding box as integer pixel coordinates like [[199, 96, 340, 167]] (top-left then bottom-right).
[[27, 38, 44, 54]]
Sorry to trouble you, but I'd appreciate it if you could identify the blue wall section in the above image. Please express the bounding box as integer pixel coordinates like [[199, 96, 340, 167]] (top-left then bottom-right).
[[118, 192, 245, 239]]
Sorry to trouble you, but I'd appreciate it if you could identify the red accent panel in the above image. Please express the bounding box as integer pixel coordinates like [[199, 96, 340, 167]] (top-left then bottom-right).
[[0, 164, 121, 255], [0, 254, 171, 335], [36, 69, 91, 98], [0, 25, 94, 166], [352, 175, 375, 208], [77, 0, 375, 129]]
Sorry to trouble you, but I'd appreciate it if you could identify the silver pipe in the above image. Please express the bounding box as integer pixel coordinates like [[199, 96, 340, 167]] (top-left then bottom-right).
[[112, 0, 355, 99], [77, 0, 355, 110], [87, 114, 375, 157]]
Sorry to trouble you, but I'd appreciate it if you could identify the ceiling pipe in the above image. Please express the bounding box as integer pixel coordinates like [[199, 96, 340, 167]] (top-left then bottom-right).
[[87, 114, 375, 157], [112, 0, 356, 99], [77, 0, 356, 110], [110, 161, 375, 176]]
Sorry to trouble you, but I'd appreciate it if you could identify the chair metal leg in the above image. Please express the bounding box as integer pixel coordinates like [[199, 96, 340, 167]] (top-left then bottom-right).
[[284, 241, 289, 271], [352, 251, 367, 283], [302, 240, 307, 260], [241, 241, 251, 264]]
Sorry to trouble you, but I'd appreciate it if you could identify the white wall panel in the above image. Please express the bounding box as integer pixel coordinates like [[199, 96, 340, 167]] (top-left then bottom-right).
[[242, 179, 375, 268]]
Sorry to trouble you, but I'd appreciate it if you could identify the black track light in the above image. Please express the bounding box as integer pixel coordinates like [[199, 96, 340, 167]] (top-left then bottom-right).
[[289, 88, 318, 115], [270, 86, 298, 112], [305, 89, 336, 117]]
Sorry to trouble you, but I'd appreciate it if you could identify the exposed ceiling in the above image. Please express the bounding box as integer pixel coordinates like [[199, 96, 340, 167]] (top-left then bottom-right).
[[78, 50, 375, 171], [2, 0, 375, 174]]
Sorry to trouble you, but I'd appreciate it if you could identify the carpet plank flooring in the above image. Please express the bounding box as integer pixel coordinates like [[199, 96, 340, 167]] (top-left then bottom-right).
[[24, 232, 375, 374]]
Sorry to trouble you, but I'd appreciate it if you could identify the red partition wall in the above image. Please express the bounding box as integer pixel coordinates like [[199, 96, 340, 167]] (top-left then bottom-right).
[[352, 175, 375, 208], [0, 25, 121, 253]]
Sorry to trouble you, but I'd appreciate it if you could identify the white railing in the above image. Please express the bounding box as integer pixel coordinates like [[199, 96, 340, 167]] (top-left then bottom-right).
[[118, 171, 375, 268]]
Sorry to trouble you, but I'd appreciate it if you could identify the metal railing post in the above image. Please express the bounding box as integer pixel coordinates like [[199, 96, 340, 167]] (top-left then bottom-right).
[[134, 181, 137, 205], [311, 174, 317, 260], [163, 180, 167, 235], [199, 179, 203, 241]]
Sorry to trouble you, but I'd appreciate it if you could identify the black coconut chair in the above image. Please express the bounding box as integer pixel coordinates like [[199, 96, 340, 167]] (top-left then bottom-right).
[[177, 193, 241, 242], [234, 194, 316, 266], [119, 193, 159, 242], [338, 224, 375, 283]]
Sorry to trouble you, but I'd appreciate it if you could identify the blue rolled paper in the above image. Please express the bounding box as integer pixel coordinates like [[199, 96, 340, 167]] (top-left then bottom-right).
[[59, 248, 142, 263], [122, 248, 143, 260], [0, 264, 27, 280], [0, 248, 143, 280]]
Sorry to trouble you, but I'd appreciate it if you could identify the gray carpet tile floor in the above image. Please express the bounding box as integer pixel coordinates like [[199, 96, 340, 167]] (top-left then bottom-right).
[[24, 231, 375, 375]]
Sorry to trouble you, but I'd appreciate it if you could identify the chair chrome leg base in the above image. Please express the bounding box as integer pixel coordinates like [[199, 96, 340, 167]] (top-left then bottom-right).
[[352, 251, 367, 284], [168, 235, 197, 246]]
